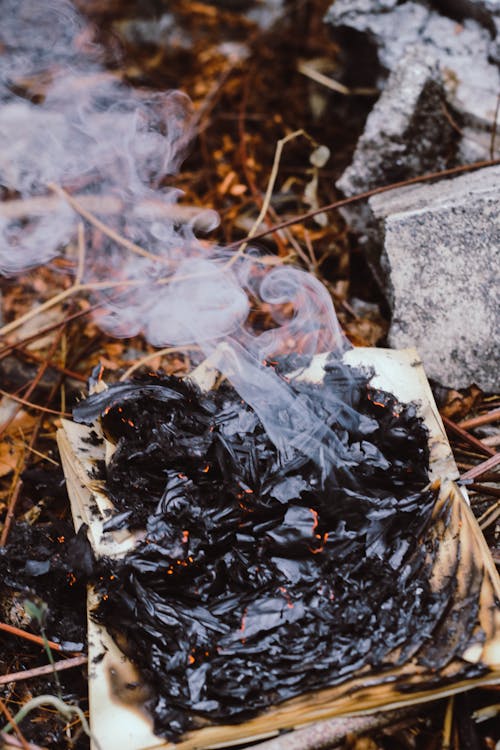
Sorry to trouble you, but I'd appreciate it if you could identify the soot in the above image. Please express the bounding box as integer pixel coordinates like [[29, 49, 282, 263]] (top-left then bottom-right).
[[74, 360, 442, 740]]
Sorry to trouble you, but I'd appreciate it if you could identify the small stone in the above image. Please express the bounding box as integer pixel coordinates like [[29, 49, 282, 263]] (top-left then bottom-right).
[[369, 165, 500, 390]]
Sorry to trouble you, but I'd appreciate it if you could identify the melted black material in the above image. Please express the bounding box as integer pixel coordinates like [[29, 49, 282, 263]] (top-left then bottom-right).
[[74, 362, 444, 740], [0, 521, 90, 650]]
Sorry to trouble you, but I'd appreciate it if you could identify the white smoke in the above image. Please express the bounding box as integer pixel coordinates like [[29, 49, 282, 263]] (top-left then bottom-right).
[[0, 0, 355, 462]]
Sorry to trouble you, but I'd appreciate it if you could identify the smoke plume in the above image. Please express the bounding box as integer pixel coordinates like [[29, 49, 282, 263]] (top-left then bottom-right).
[[0, 0, 356, 463]]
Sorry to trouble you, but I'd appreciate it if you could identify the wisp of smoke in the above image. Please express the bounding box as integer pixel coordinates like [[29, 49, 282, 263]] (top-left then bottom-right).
[[0, 0, 359, 467]]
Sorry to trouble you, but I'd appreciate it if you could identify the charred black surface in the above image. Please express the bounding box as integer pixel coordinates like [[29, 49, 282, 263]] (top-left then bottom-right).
[[0, 521, 89, 650], [74, 362, 451, 740]]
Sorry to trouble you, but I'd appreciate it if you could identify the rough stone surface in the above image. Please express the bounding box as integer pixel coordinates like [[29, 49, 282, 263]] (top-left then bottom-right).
[[423, 16, 499, 128], [457, 126, 500, 162], [369, 165, 500, 390], [432, 0, 500, 61], [335, 46, 455, 286], [326, 0, 500, 130], [337, 46, 454, 199], [326, 1, 430, 77]]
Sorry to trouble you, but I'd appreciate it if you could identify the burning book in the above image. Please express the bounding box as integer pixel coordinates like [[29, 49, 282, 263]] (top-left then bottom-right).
[[57, 347, 500, 750]]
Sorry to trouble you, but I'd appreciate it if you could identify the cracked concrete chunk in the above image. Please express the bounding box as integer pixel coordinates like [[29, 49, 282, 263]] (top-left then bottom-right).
[[326, 0, 500, 129], [422, 16, 500, 128], [337, 46, 453, 198], [369, 165, 500, 390], [335, 46, 455, 282], [326, 1, 430, 75]]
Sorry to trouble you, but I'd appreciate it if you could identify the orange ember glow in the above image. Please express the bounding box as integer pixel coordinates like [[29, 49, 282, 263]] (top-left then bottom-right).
[[240, 607, 248, 638], [202, 464, 210, 473], [309, 508, 319, 533], [182, 530, 189, 544], [279, 586, 294, 609], [310, 532, 329, 555], [188, 655, 195, 665]]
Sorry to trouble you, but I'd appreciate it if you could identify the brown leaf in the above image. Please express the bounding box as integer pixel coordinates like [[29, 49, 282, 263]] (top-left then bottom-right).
[[440, 385, 483, 420], [0, 439, 21, 477]]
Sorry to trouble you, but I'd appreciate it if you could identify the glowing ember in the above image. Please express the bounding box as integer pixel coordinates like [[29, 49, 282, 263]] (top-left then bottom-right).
[[73, 361, 443, 740]]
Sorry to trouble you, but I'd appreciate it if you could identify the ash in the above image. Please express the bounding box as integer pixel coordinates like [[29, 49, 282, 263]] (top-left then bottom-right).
[[74, 360, 442, 740]]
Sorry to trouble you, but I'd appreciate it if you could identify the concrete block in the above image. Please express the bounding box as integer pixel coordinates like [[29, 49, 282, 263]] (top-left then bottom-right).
[[337, 46, 454, 198], [335, 46, 455, 287], [369, 165, 500, 390], [326, 1, 500, 130]]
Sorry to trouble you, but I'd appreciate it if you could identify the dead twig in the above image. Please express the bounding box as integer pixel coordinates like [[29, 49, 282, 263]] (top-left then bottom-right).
[[1, 696, 93, 748], [0, 622, 70, 653], [251, 708, 417, 750], [237, 74, 287, 257], [442, 415, 496, 458], [469, 483, 500, 499], [226, 158, 500, 250], [0, 390, 71, 419], [0, 194, 203, 223], [0, 481, 23, 548], [119, 346, 201, 381], [47, 184, 173, 265], [298, 60, 378, 96], [0, 316, 79, 545], [0, 278, 139, 340], [458, 408, 500, 430], [0, 733, 45, 750], [0, 322, 70, 438], [8, 345, 87, 383], [0, 302, 103, 360], [0, 699, 30, 750], [0, 656, 87, 687], [14, 438, 59, 467], [461, 453, 500, 481], [227, 129, 308, 268], [477, 499, 500, 531]]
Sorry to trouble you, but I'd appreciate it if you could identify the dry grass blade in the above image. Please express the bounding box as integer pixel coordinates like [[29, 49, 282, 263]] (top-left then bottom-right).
[[0, 656, 87, 687], [226, 129, 307, 267], [0, 699, 30, 750], [0, 390, 71, 419], [48, 183, 170, 265], [298, 61, 378, 96], [227, 158, 500, 249]]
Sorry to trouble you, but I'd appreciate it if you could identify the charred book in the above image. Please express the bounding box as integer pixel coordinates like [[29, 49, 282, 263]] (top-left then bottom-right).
[[70, 356, 459, 741]]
